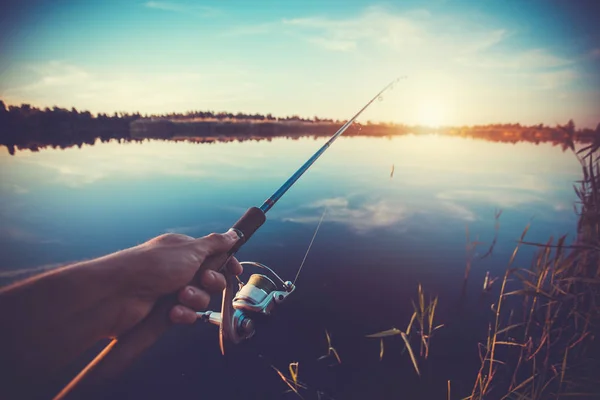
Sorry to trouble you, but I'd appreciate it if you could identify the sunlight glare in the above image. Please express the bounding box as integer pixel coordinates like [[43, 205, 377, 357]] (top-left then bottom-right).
[[416, 97, 447, 128]]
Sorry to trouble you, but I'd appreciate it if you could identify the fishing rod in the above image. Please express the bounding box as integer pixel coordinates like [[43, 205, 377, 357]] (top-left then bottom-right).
[[198, 76, 404, 354], [54, 77, 403, 400]]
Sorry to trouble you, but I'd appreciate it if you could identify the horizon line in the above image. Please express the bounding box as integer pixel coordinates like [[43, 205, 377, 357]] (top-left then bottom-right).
[[2, 100, 598, 131]]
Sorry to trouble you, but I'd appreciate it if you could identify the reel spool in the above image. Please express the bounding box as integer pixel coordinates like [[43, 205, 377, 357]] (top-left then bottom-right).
[[197, 262, 295, 354]]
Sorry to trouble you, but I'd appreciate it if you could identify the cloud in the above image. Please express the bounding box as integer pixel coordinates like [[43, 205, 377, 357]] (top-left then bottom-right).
[[13, 61, 90, 93], [282, 197, 409, 233], [9, 137, 279, 188], [280, 194, 480, 233], [14, 144, 211, 187], [554, 203, 570, 212], [455, 48, 578, 91], [144, 1, 219, 17], [310, 197, 349, 208], [3, 61, 259, 114], [228, 5, 507, 58], [439, 201, 477, 222], [461, 29, 507, 54], [279, 6, 508, 56], [281, 9, 422, 53], [437, 189, 544, 208], [272, 6, 580, 98]]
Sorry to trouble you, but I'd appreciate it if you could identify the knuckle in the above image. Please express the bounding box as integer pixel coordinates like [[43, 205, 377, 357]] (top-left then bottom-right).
[[194, 233, 225, 258], [149, 233, 192, 245], [205, 233, 221, 243]]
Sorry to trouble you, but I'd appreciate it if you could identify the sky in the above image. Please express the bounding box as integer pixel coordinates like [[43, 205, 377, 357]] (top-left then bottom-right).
[[1, 0, 599, 128]]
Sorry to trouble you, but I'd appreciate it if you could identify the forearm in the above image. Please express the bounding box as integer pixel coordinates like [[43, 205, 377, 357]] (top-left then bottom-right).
[[0, 248, 135, 388]]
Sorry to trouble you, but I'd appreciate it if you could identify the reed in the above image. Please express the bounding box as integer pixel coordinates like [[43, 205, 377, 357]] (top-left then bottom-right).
[[366, 283, 443, 377], [267, 145, 599, 399], [465, 146, 600, 399], [317, 330, 342, 365], [363, 146, 599, 399]]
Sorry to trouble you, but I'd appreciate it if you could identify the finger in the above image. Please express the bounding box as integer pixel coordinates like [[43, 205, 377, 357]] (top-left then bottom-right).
[[194, 257, 242, 286], [225, 256, 243, 276], [193, 230, 239, 259], [169, 304, 198, 324], [199, 270, 226, 292], [177, 286, 211, 311]]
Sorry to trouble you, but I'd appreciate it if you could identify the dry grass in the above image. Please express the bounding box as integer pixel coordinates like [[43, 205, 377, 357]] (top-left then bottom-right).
[[366, 283, 443, 377], [362, 146, 599, 399], [465, 147, 600, 399], [317, 330, 342, 365], [271, 362, 308, 399]]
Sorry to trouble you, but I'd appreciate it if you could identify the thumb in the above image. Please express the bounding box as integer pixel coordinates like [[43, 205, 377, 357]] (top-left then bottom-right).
[[194, 230, 240, 259]]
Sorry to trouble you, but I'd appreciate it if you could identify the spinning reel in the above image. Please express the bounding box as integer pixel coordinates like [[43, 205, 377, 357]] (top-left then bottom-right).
[[197, 261, 295, 354]]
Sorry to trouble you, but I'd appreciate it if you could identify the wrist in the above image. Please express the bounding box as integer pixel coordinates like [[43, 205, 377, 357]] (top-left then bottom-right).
[[70, 248, 141, 339], [84, 246, 145, 295], [88, 246, 159, 338]]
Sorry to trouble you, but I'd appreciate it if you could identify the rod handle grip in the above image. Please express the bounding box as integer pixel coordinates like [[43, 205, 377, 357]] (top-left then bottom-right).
[[229, 207, 266, 254]]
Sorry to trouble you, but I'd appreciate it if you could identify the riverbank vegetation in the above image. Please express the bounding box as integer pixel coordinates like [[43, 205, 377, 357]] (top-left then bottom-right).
[[266, 146, 600, 399], [1, 101, 599, 156]]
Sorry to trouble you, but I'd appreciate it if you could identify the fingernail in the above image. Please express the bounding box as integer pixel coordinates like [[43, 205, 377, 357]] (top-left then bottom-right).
[[225, 229, 240, 241], [187, 288, 195, 298]]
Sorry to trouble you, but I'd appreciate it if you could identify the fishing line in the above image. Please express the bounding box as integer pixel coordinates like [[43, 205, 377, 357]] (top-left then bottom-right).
[[293, 207, 327, 285], [56, 77, 407, 397], [259, 76, 405, 214]]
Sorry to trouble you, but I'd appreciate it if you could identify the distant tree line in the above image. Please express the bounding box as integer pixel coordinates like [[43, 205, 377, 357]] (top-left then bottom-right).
[[153, 110, 336, 123], [0, 101, 142, 154], [1, 100, 598, 155]]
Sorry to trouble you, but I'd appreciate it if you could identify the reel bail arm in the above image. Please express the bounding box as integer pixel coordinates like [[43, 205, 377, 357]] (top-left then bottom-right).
[[198, 262, 295, 354]]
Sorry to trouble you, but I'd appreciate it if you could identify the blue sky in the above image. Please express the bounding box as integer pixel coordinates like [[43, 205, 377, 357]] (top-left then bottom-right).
[[1, 0, 599, 127]]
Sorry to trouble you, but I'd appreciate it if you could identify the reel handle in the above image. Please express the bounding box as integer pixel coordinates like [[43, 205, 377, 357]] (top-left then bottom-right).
[[219, 270, 242, 355]]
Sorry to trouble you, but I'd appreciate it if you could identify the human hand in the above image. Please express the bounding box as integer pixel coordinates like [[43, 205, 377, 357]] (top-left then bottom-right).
[[107, 230, 242, 338], [0, 229, 245, 399]]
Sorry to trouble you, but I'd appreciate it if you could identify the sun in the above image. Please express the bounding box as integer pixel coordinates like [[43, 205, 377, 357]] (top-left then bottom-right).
[[416, 97, 447, 128]]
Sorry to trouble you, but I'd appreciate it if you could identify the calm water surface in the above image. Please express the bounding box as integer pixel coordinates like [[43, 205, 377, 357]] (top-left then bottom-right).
[[0, 135, 584, 399]]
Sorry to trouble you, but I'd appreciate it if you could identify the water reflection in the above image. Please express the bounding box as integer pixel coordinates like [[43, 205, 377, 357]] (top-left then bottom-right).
[[0, 135, 581, 269], [0, 134, 586, 398], [282, 198, 410, 233]]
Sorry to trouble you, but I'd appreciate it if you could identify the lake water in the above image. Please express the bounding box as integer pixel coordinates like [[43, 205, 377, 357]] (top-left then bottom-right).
[[0, 135, 585, 399]]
